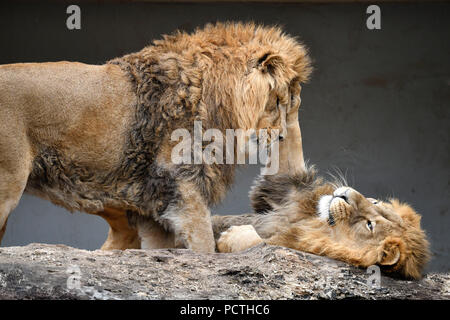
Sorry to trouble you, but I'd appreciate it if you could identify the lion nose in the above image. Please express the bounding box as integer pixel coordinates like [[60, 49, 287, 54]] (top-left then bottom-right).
[[333, 187, 350, 203]]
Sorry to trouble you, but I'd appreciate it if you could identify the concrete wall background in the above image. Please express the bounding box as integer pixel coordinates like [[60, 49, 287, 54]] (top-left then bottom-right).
[[0, 2, 448, 272]]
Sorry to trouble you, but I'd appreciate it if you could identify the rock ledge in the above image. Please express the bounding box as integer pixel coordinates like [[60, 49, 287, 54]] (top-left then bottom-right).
[[0, 243, 448, 300]]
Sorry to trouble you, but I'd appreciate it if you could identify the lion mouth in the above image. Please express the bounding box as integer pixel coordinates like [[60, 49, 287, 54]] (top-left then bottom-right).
[[318, 195, 348, 226]]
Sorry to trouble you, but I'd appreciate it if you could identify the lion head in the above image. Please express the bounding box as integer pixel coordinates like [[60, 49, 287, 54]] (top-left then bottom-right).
[[314, 186, 431, 279], [185, 22, 312, 140]]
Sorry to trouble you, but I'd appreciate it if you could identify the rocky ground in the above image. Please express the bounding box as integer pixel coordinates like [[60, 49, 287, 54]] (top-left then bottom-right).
[[0, 243, 448, 300]]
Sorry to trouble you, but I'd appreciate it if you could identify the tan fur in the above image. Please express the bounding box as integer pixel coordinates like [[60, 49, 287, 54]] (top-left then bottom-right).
[[0, 62, 136, 244], [0, 22, 311, 252], [137, 217, 174, 249], [96, 208, 140, 250], [217, 225, 264, 252]]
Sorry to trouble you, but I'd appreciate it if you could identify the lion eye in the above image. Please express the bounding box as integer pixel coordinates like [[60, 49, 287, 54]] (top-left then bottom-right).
[[366, 220, 375, 232]]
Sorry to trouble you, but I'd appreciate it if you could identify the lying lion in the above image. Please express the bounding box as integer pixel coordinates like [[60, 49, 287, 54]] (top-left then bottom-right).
[[0, 22, 312, 252], [214, 167, 430, 280]]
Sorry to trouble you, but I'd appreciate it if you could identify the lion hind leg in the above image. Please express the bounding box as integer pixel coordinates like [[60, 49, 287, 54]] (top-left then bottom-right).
[[0, 106, 34, 244], [93, 208, 141, 250], [0, 133, 32, 245], [217, 225, 264, 253], [0, 162, 32, 246]]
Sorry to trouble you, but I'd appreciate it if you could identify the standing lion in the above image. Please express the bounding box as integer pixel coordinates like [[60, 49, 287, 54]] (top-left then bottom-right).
[[0, 22, 312, 252]]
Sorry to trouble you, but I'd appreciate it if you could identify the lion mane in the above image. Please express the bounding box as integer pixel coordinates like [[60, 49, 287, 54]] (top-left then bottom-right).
[[0, 22, 312, 252]]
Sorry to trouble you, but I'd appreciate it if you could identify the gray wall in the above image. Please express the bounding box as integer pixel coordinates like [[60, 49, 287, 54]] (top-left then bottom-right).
[[0, 2, 448, 273]]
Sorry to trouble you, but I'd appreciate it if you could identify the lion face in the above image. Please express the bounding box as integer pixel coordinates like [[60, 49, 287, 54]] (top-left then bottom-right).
[[317, 186, 430, 279], [253, 78, 304, 147], [318, 187, 403, 240], [230, 24, 311, 141], [254, 91, 287, 143], [183, 22, 310, 148]]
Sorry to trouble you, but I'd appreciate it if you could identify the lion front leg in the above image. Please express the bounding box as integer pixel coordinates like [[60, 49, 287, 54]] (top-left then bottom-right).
[[217, 225, 264, 253], [138, 181, 216, 253], [137, 216, 175, 249]]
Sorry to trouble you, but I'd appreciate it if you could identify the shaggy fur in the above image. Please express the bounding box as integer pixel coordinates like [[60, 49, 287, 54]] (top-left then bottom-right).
[[0, 22, 311, 252], [215, 167, 431, 279]]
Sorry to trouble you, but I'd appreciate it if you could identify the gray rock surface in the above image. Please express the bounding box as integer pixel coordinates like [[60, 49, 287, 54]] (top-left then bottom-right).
[[0, 243, 448, 300]]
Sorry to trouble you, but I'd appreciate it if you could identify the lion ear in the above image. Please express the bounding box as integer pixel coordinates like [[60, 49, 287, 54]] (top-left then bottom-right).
[[257, 52, 284, 75], [389, 198, 422, 228], [378, 237, 403, 266]]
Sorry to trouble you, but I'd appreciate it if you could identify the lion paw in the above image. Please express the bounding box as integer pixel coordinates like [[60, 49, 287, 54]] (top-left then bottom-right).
[[217, 225, 263, 253]]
